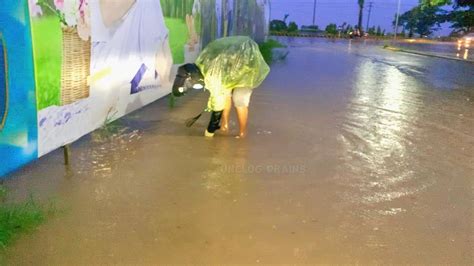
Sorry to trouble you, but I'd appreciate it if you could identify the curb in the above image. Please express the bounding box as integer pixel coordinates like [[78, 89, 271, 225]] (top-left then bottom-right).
[[384, 46, 474, 64]]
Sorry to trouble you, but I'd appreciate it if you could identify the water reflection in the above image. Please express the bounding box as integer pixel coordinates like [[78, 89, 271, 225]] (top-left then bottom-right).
[[200, 140, 249, 197], [338, 58, 428, 206], [76, 123, 143, 178], [396, 40, 472, 61]]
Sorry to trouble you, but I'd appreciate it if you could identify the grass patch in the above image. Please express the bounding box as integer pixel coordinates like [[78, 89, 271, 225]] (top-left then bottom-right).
[[165, 18, 189, 64], [31, 16, 62, 110], [0, 186, 55, 248], [259, 39, 287, 64]]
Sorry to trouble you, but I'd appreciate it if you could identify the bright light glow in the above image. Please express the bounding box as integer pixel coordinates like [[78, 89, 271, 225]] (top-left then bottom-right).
[[193, 84, 204, 90], [464, 49, 469, 60], [408, 39, 416, 43]]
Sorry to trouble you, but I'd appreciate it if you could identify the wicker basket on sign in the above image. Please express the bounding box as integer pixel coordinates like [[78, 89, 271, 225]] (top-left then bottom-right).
[[60, 27, 90, 106]]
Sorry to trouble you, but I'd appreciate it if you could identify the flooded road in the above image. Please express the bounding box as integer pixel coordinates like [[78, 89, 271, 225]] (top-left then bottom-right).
[[3, 38, 473, 264], [392, 39, 473, 61]]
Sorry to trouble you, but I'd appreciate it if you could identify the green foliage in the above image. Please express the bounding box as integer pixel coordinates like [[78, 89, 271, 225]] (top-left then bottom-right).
[[270, 20, 287, 32], [287, 22, 298, 32], [0, 187, 55, 248], [160, 0, 195, 20], [325, 23, 338, 35], [396, 5, 445, 37], [301, 25, 319, 32], [36, 0, 67, 25], [368, 26, 376, 35], [0, 198, 45, 248], [448, 9, 474, 33], [31, 16, 62, 110], [419, 0, 473, 33], [367, 25, 385, 36], [420, 0, 451, 7], [0, 186, 6, 202], [164, 18, 189, 64], [258, 39, 286, 64]]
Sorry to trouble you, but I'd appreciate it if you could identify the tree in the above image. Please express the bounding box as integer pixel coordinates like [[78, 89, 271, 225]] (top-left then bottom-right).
[[325, 23, 338, 35], [367, 26, 376, 35], [358, 0, 365, 34], [395, 5, 445, 37], [270, 20, 287, 32], [288, 22, 298, 32], [420, 0, 474, 33], [376, 26, 382, 36], [448, 8, 474, 33], [303, 25, 319, 31], [420, 0, 473, 8]]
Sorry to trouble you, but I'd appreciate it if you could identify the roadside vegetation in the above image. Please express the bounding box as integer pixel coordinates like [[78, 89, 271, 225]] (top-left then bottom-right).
[[270, 14, 386, 39], [270, 0, 473, 40], [258, 39, 287, 64], [0, 185, 56, 248]]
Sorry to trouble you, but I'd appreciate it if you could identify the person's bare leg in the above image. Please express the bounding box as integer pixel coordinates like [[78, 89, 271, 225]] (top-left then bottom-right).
[[221, 96, 232, 133], [235, 106, 249, 138]]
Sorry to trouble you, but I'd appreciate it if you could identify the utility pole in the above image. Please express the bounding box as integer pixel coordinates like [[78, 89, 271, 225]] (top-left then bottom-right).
[[366, 2, 373, 32], [312, 0, 317, 26], [269, 0, 272, 22], [394, 0, 401, 40]]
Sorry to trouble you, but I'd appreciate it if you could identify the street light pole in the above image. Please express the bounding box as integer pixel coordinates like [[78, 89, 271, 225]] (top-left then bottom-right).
[[394, 0, 401, 40], [312, 0, 317, 26], [366, 2, 373, 32], [269, 0, 272, 22]]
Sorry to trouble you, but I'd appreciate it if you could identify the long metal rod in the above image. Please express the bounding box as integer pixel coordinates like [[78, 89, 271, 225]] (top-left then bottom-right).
[[269, 0, 272, 22], [366, 2, 373, 31], [63, 145, 71, 165], [312, 0, 317, 25], [394, 0, 401, 40]]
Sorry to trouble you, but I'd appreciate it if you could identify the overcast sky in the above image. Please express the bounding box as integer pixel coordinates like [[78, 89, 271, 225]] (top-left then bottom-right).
[[270, 0, 452, 36]]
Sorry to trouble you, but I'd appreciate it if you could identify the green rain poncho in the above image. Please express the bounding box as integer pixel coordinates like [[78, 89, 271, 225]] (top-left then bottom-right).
[[195, 36, 270, 111]]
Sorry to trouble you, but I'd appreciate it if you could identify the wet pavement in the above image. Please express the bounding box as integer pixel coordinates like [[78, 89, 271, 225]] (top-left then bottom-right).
[[391, 39, 473, 61], [3, 38, 473, 264]]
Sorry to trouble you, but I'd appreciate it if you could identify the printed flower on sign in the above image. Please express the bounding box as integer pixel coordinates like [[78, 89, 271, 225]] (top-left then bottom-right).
[[54, 0, 64, 10], [29, 0, 43, 17]]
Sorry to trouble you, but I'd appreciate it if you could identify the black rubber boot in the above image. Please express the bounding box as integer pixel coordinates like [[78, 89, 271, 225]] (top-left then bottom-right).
[[205, 111, 223, 136]]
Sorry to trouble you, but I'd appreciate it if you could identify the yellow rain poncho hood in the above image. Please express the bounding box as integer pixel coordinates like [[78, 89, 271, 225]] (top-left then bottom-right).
[[195, 36, 270, 111]]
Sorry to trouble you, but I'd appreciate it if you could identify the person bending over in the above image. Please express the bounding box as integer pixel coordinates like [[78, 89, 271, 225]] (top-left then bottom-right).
[[172, 36, 270, 138]]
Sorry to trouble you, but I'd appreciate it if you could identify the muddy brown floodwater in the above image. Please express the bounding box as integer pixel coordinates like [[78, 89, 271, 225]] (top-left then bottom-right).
[[3, 38, 474, 264]]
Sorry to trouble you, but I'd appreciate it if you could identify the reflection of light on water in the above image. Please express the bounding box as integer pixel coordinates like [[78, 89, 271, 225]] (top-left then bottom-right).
[[338, 58, 427, 207], [77, 125, 142, 178], [464, 49, 469, 60], [335, 58, 433, 248]]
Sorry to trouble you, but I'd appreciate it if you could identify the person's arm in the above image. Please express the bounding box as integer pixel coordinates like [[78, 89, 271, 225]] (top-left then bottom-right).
[[172, 64, 204, 97], [99, 0, 136, 27]]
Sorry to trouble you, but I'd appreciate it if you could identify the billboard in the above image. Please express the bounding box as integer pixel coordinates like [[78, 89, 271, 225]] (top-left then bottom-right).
[[0, 0, 38, 177], [0, 0, 268, 177]]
